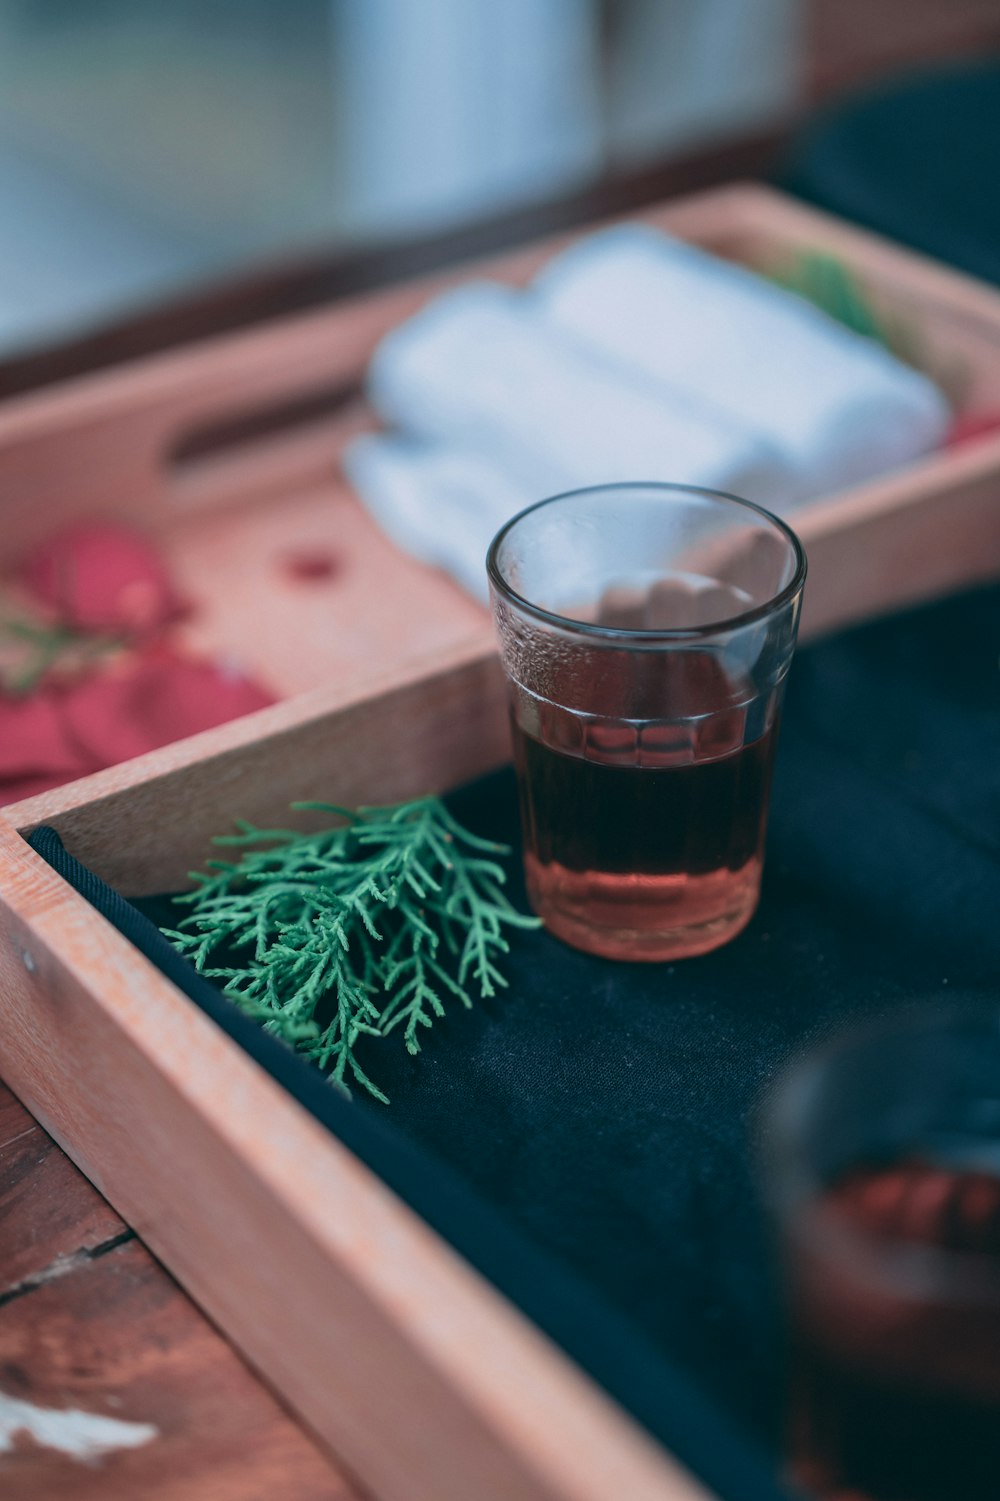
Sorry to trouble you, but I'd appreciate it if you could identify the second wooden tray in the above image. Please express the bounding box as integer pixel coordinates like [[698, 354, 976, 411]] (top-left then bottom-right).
[[1, 184, 1000, 1501]]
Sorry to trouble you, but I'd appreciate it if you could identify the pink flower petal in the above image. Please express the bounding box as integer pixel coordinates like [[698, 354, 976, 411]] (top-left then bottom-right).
[[19, 523, 182, 636], [62, 653, 275, 765]]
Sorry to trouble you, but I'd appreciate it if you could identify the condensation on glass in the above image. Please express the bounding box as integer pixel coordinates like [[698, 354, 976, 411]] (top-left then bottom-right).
[[488, 482, 806, 961]]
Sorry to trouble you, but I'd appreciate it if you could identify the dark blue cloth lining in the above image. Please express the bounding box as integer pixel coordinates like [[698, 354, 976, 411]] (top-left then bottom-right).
[[27, 583, 1000, 1498], [27, 824, 794, 1501]]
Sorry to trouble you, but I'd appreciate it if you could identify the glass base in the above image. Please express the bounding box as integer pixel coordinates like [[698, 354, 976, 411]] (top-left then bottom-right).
[[523, 854, 762, 961]]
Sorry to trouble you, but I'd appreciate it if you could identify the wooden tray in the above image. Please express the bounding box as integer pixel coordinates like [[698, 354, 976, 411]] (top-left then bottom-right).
[[2, 184, 1000, 1501]]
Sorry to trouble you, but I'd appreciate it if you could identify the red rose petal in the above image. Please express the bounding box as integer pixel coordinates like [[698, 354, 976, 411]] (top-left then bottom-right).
[[19, 523, 181, 636], [0, 690, 95, 780], [945, 410, 1000, 447], [62, 654, 275, 766]]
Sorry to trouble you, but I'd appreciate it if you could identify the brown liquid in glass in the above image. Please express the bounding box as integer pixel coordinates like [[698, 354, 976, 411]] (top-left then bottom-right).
[[510, 649, 776, 959], [790, 1159, 1000, 1501]]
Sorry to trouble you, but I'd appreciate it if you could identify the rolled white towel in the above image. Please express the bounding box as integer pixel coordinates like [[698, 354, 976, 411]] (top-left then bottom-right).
[[343, 433, 530, 602], [366, 280, 793, 509], [534, 224, 950, 500]]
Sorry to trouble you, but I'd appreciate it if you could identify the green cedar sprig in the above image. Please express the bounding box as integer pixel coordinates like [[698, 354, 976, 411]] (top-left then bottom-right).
[[162, 797, 538, 1103]]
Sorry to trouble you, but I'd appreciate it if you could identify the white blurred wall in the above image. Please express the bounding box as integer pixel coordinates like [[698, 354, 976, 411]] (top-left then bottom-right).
[[0, 0, 803, 355]]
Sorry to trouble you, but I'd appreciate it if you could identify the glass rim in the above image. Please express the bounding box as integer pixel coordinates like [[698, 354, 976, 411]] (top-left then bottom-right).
[[486, 481, 807, 642], [761, 1003, 1000, 1299]]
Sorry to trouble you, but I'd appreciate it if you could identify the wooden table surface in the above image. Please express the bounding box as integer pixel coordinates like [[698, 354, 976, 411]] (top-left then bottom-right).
[[2, 12, 998, 1497], [0, 1078, 364, 1500]]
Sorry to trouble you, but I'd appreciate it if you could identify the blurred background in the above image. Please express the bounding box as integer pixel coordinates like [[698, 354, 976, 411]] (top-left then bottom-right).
[[0, 0, 998, 372]]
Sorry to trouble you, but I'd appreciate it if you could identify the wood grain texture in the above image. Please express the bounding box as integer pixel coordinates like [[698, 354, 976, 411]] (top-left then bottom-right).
[[0, 819, 708, 1501], [2, 184, 1000, 1501], [0, 1089, 38, 1153], [162, 475, 489, 702], [5, 185, 1000, 891], [0, 1098, 124, 1296], [8, 638, 506, 895], [0, 179, 998, 555], [0, 1248, 356, 1501], [0, 1083, 359, 1501]]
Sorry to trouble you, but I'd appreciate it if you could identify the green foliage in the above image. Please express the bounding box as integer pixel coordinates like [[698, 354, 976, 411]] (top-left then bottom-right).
[[163, 797, 538, 1103], [0, 615, 120, 695], [766, 249, 965, 407], [770, 249, 887, 343]]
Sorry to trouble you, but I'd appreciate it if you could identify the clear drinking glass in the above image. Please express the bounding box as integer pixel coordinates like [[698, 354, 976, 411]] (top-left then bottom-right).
[[762, 1008, 1000, 1501], [486, 483, 806, 961]]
